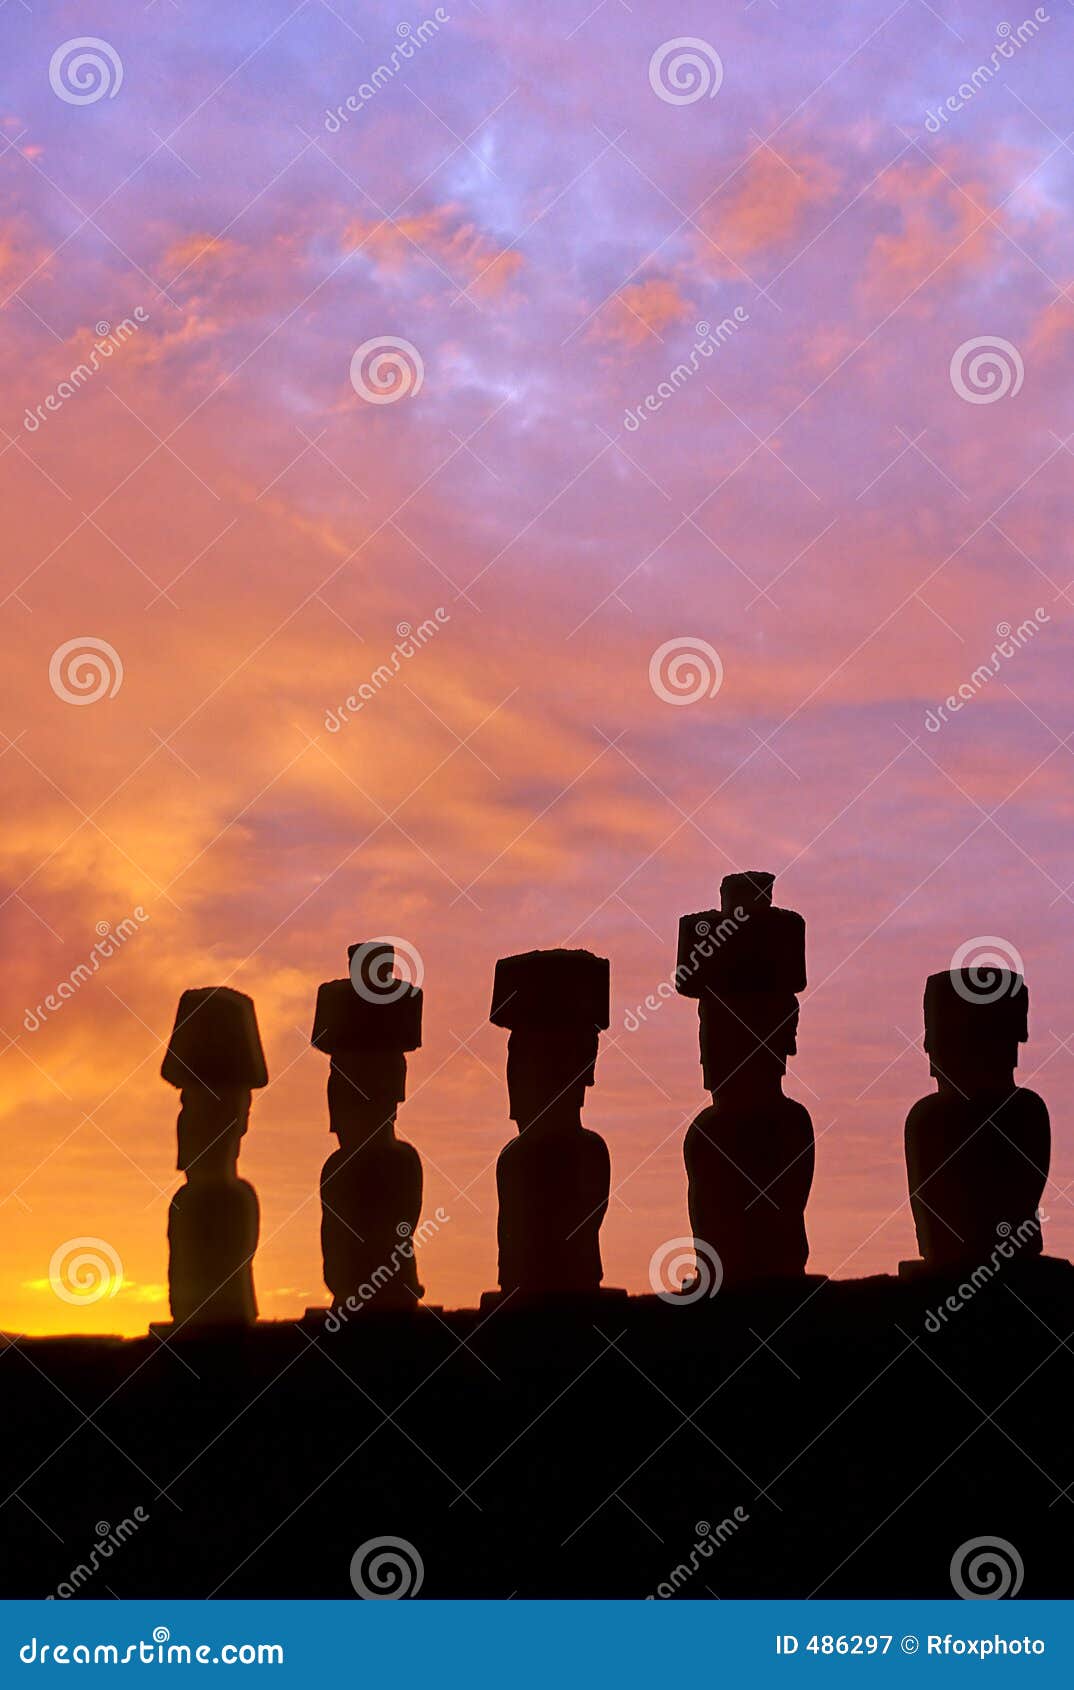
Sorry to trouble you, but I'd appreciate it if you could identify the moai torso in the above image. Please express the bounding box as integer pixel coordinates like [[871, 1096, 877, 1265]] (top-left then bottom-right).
[[677, 873, 814, 1286], [161, 987, 267, 1328], [685, 1076, 814, 1282], [496, 1119, 610, 1296], [312, 945, 425, 1310], [490, 949, 612, 1300], [905, 969, 1049, 1270]]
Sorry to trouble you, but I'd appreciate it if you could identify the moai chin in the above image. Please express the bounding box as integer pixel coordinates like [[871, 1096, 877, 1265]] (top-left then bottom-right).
[[486, 947, 614, 1304], [903, 965, 1050, 1274], [310, 942, 424, 1312], [161, 986, 267, 1329], [675, 871, 815, 1287]]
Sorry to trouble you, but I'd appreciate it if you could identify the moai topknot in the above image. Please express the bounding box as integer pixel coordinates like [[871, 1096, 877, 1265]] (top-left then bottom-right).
[[903, 965, 1049, 1274], [488, 948, 612, 1302], [311, 943, 424, 1311], [676, 871, 815, 1286], [161, 986, 267, 1329]]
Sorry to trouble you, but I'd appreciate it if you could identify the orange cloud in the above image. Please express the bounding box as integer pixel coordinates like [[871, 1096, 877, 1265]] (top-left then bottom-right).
[[160, 232, 241, 284], [0, 212, 53, 284], [859, 153, 998, 310], [1027, 293, 1074, 358], [696, 145, 840, 268], [589, 277, 693, 346], [342, 203, 523, 299]]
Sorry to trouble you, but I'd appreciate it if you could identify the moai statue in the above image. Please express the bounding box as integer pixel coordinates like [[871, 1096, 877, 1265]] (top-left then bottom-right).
[[161, 986, 267, 1329], [903, 965, 1049, 1273], [311, 943, 424, 1311], [676, 871, 814, 1287], [488, 948, 613, 1302]]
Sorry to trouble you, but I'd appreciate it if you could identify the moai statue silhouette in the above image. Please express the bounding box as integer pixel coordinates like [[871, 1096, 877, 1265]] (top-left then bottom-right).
[[676, 871, 814, 1287], [311, 943, 424, 1311], [904, 965, 1049, 1273], [161, 986, 267, 1328], [488, 948, 613, 1303]]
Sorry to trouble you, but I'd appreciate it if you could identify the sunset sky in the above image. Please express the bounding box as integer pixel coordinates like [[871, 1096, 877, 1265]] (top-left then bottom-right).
[[3, 0, 1073, 1334]]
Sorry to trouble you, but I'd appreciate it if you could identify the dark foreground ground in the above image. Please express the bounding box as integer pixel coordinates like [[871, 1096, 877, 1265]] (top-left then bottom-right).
[[3, 1265, 1074, 1599]]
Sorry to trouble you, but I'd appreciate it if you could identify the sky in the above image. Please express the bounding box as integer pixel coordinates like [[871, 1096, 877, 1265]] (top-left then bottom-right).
[[2, 0, 1073, 1334]]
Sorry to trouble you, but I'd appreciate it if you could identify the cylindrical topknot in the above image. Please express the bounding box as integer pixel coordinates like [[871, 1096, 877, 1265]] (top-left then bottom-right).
[[720, 870, 774, 911], [490, 948, 610, 1031], [161, 987, 268, 1090], [311, 941, 424, 1054], [676, 873, 805, 998], [311, 979, 423, 1054], [924, 968, 1028, 1053]]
